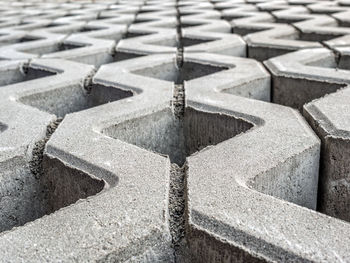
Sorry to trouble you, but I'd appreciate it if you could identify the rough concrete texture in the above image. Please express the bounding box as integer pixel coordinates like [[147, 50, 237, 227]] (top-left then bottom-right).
[[0, 0, 350, 262], [304, 88, 350, 222], [264, 48, 350, 111]]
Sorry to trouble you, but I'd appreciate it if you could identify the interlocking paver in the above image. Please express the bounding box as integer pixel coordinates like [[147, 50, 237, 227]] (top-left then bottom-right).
[[264, 47, 350, 110], [0, 1, 349, 262], [304, 87, 350, 222]]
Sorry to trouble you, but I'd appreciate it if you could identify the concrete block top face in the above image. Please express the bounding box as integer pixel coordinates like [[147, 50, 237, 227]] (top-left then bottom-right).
[[332, 10, 350, 27], [293, 14, 350, 41], [304, 87, 350, 137], [128, 16, 177, 31], [178, 8, 219, 18], [137, 9, 177, 19], [116, 31, 178, 56], [264, 48, 350, 83], [68, 22, 128, 42], [231, 12, 278, 31], [243, 23, 323, 50], [0, 98, 53, 162], [124, 52, 269, 100], [30, 21, 86, 35], [183, 52, 271, 101], [307, 1, 350, 14], [94, 52, 267, 102], [181, 28, 246, 56], [180, 17, 231, 33], [93, 54, 175, 98]]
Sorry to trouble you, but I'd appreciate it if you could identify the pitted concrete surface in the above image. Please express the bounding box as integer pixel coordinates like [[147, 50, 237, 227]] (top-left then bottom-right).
[[0, 0, 350, 262]]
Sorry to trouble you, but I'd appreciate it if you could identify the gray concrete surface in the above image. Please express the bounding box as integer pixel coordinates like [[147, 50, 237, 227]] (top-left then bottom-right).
[[265, 48, 350, 111], [304, 87, 350, 222], [0, 0, 350, 262]]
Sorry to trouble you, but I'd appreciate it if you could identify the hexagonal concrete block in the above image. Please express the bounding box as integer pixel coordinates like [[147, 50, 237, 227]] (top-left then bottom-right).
[[0, 59, 95, 233], [265, 48, 350, 111], [184, 79, 350, 263], [304, 87, 350, 222], [0, 56, 175, 262]]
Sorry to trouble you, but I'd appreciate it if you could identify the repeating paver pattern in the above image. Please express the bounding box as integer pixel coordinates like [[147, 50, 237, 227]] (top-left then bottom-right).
[[0, 0, 349, 262]]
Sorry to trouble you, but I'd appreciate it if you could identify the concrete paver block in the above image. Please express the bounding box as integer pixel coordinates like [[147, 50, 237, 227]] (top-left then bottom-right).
[[0, 55, 174, 262], [304, 87, 350, 222], [294, 14, 350, 42], [182, 26, 246, 57], [0, 59, 95, 233], [231, 13, 323, 60], [264, 47, 350, 110], [116, 30, 177, 59]]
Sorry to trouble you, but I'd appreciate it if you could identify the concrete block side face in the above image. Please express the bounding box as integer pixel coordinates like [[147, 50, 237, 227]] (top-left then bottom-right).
[[338, 53, 350, 70], [0, 122, 7, 132], [222, 71, 271, 102], [187, 226, 266, 263], [0, 62, 56, 88], [42, 154, 105, 215], [247, 44, 302, 62], [271, 75, 345, 111], [0, 156, 45, 233], [250, 142, 320, 210], [0, 152, 105, 233], [319, 137, 350, 221]]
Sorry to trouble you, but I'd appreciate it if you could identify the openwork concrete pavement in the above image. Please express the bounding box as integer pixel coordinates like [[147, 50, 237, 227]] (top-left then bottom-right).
[[0, 0, 350, 262]]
